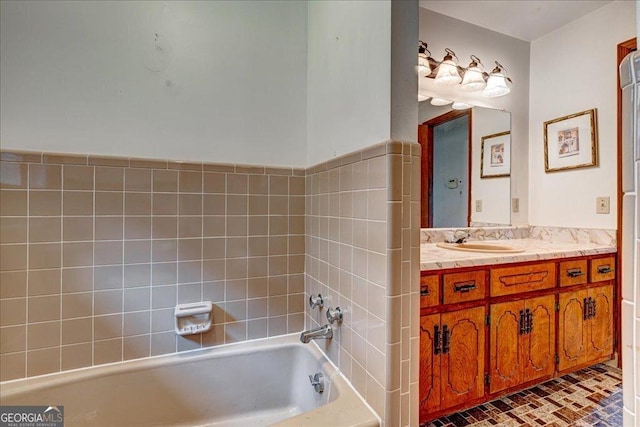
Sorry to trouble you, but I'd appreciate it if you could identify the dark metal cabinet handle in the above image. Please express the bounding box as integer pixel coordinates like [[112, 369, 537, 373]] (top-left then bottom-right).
[[526, 309, 533, 334], [592, 299, 596, 318], [597, 265, 612, 274], [434, 325, 441, 355], [453, 282, 477, 293], [519, 310, 526, 335], [566, 268, 584, 278], [442, 325, 450, 354], [420, 287, 430, 297], [583, 298, 589, 320]]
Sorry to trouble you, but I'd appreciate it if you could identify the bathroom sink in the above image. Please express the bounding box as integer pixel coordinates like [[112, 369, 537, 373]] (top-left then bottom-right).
[[436, 242, 525, 253]]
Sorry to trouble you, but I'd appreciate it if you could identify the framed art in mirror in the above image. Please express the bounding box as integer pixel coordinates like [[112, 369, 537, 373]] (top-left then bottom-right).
[[544, 108, 598, 172], [480, 131, 510, 178]]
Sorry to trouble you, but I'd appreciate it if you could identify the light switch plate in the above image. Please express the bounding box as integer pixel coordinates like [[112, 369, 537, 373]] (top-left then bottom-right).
[[475, 200, 482, 212], [596, 196, 610, 214], [512, 198, 520, 213]]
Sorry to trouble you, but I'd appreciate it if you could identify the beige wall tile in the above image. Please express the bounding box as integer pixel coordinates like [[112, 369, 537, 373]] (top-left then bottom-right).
[[178, 216, 202, 238], [95, 216, 124, 240], [94, 338, 122, 365], [30, 190, 62, 216], [124, 240, 151, 264], [177, 283, 201, 304], [1, 217, 27, 243], [0, 162, 28, 189], [95, 191, 123, 215], [0, 298, 26, 326], [94, 289, 123, 315], [226, 320, 248, 342], [62, 267, 93, 293], [28, 294, 60, 322], [203, 238, 225, 259], [62, 217, 93, 242], [63, 165, 94, 190], [124, 264, 151, 288], [62, 317, 92, 345], [267, 316, 287, 337], [29, 243, 61, 269], [152, 239, 177, 262], [63, 242, 93, 267], [153, 170, 178, 192], [27, 347, 60, 376], [153, 193, 177, 215], [152, 262, 177, 286], [150, 332, 176, 356], [124, 311, 150, 336], [0, 325, 26, 353], [62, 342, 92, 371], [27, 321, 60, 350], [28, 269, 61, 296], [27, 217, 61, 243], [177, 260, 202, 284], [0, 271, 27, 299], [179, 194, 203, 215], [248, 175, 268, 195], [94, 313, 123, 340], [94, 265, 123, 290], [1, 352, 25, 381], [226, 194, 248, 215], [0, 190, 27, 216], [203, 172, 225, 194], [226, 216, 247, 237], [226, 174, 248, 194], [61, 292, 93, 320], [248, 216, 268, 236], [29, 163, 62, 190], [94, 241, 123, 266], [178, 171, 202, 193], [124, 216, 151, 240], [124, 335, 150, 360], [226, 237, 247, 258], [151, 285, 176, 309], [203, 281, 225, 302], [63, 191, 93, 215], [124, 169, 151, 192], [95, 167, 124, 191], [203, 194, 225, 215], [124, 193, 151, 216], [247, 319, 267, 340]]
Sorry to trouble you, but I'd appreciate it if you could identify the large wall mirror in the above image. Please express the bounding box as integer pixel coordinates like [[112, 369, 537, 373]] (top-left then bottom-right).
[[418, 102, 511, 228]]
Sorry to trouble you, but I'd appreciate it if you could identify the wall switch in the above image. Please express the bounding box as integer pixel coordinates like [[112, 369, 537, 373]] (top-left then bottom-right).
[[596, 196, 610, 214], [475, 200, 482, 212], [512, 198, 520, 213]]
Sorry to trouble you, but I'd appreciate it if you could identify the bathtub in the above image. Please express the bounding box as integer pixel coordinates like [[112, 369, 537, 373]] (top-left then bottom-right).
[[0, 334, 379, 427]]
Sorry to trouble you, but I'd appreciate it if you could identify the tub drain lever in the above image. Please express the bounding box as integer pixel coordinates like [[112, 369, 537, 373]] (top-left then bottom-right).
[[309, 372, 324, 394]]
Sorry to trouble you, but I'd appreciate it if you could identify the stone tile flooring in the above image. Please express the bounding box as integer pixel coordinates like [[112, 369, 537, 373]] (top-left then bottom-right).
[[422, 364, 623, 427]]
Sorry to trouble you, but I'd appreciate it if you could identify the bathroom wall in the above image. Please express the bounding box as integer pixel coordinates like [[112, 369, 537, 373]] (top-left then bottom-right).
[[419, 8, 530, 226], [305, 141, 420, 427], [0, 151, 305, 381], [528, 0, 636, 229], [0, 1, 308, 167]]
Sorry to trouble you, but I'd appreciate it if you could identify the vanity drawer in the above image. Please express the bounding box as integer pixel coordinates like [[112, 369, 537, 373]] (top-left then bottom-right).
[[420, 275, 440, 308], [443, 270, 486, 304], [559, 259, 588, 287], [590, 256, 615, 282], [490, 262, 556, 297]]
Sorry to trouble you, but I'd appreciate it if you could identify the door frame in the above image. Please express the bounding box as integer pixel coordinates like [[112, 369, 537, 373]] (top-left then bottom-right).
[[616, 37, 636, 368], [418, 109, 473, 228]]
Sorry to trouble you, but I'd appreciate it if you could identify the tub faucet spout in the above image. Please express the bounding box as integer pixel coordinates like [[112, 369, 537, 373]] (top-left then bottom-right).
[[300, 324, 333, 343]]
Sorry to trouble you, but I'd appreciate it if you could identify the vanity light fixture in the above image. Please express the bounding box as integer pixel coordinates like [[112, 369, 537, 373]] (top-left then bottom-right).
[[418, 41, 432, 75], [418, 94, 429, 102], [418, 41, 513, 99], [434, 48, 462, 85], [482, 61, 512, 97], [452, 101, 472, 110], [430, 98, 452, 106], [460, 55, 486, 91]]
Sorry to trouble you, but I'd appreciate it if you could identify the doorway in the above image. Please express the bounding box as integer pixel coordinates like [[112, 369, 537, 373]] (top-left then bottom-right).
[[418, 109, 472, 228]]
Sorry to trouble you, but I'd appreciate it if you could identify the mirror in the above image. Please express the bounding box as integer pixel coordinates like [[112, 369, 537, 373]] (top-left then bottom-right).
[[418, 102, 511, 228]]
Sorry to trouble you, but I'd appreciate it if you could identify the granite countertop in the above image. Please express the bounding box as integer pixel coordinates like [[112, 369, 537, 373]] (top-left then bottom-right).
[[421, 238, 617, 271]]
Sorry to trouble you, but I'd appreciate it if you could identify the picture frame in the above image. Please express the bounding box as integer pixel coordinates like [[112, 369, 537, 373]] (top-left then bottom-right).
[[543, 109, 598, 173], [480, 131, 510, 178]]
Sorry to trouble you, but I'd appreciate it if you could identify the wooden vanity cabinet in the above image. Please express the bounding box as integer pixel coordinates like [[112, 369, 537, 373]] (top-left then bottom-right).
[[489, 294, 555, 394], [558, 284, 613, 372], [420, 306, 485, 417]]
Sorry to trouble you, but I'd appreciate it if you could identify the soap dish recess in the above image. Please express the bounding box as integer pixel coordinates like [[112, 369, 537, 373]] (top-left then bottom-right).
[[174, 301, 213, 336]]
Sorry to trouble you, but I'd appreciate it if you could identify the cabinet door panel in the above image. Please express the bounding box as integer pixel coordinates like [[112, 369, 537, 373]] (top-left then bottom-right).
[[441, 306, 485, 409], [587, 285, 613, 361], [420, 314, 441, 415], [558, 290, 587, 371], [489, 301, 522, 394], [523, 295, 556, 382]]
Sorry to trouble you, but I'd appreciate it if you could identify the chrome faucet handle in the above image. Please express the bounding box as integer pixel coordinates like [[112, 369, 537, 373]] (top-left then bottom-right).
[[309, 294, 324, 309], [309, 372, 324, 394], [326, 307, 343, 324]]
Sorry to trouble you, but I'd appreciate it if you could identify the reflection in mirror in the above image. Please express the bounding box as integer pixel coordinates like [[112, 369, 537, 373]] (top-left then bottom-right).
[[418, 103, 511, 229]]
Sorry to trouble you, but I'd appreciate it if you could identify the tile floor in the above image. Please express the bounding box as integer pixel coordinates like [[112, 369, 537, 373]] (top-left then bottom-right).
[[422, 364, 623, 427]]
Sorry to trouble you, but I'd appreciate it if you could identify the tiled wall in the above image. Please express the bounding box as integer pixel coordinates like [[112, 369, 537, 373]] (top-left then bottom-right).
[[305, 141, 421, 427], [0, 151, 305, 381]]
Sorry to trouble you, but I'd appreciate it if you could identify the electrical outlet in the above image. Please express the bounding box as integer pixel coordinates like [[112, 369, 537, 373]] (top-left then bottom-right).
[[596, 196, 610, 214], [475, 200, 482, 212], [512, 198, 520, 213]]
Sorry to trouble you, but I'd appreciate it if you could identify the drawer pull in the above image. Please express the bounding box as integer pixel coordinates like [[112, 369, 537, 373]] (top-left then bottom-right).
[[583, 297, 590, 320], [442, 325, 450, 354], [434, 325, 441, 355], [453, 282, 477, 293], [596, 265, 612, 274], [519, 310, 526, 335], [420, 287, 430, 297], [566, 268, 584, 278], [525, 309, 533, 334]]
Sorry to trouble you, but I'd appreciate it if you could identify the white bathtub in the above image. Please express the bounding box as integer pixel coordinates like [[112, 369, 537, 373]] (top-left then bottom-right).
[[0, 334, 379, 427]]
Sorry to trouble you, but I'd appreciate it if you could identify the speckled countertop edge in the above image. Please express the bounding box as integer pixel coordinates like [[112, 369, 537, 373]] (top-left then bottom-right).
[[421, 238, 617, 271]]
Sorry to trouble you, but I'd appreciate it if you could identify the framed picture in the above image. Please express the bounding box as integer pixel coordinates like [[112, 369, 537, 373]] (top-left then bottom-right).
[[481, 131, 510, 178], [543, 109, 598, 173]]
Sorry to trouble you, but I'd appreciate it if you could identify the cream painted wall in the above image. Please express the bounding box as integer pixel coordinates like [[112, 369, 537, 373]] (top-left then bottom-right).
[[306, 0, 392, 164], [0, 1, 308, 166], [419, 8, 530, 225], [528, 0, 636, 229]]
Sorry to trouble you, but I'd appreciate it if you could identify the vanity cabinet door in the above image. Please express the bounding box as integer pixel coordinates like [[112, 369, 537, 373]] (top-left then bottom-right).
[[440, 307, 485, 410], [521, 295, 556, 384], [586, 285, 613, 362], [558, 290, 588, 371], [419, 314, 441, 416], [489, 300, 522, 394]]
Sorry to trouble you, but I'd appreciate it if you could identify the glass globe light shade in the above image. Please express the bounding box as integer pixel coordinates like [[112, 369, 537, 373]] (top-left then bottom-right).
[[460, 66, 486, 91], [482, 72, 511, 97], [430, 98, 452, 106]]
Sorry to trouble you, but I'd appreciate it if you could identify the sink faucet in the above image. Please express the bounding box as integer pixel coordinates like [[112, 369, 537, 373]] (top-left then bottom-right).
[[300, 324, 333, 343]]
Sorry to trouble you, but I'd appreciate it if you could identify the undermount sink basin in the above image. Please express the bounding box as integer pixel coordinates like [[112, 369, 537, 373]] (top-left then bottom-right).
[[436, 242, 525, 253]]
